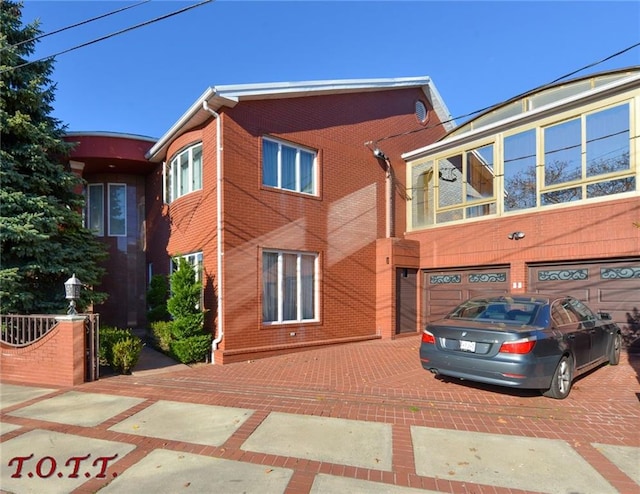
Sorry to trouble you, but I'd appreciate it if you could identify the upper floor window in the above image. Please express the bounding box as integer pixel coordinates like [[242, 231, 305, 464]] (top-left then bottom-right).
[[86, 183, 126, 237], [410, 100, 635, 228], [263, 138, 317, 195], [164, 143, 202, 203]]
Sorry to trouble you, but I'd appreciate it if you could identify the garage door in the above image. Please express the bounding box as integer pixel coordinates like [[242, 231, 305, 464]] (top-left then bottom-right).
[[422, 266, 510, 324], [529, 258, 640, 337]]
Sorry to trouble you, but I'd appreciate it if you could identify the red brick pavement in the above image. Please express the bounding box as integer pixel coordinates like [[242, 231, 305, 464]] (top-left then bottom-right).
[[2, 334, 639, 493]]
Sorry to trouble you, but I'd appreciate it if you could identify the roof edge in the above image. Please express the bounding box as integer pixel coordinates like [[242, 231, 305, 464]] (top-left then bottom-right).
[[146, 76, 441, 162]]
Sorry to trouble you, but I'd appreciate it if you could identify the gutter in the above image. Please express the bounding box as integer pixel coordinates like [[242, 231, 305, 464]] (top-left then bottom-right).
[[202, 98, 224, 363]]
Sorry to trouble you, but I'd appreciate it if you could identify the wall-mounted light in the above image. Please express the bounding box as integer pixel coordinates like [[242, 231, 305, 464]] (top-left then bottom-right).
[[372, 148, 388, 160], [507, 231, 525, 240]]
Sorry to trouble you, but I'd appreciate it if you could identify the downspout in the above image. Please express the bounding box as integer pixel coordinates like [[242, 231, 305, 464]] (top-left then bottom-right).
[[203, 98, 223, 363]]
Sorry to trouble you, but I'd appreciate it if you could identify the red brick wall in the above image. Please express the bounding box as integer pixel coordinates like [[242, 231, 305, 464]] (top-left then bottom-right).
[[0, 317, 86, 386], [152, 88, 447, 362], [407, 196, 640, 292]]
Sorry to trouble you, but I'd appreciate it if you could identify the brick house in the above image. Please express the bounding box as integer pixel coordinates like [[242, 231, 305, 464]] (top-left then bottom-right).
[[68, 77, 453, 363], [66, 69, 639, 363], [403, 68, 640, 340]]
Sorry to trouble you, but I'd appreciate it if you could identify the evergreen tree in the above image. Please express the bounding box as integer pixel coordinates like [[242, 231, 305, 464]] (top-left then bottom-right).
[[0, 1, 107, 313]]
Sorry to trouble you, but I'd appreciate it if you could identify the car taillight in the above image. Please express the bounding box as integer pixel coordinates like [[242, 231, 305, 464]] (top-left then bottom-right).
[[422, 330, 435, 344], [499, 337, 536, 354]]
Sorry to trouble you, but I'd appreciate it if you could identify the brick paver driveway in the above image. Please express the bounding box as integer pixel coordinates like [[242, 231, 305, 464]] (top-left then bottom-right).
[[2, 334, 639, 493]]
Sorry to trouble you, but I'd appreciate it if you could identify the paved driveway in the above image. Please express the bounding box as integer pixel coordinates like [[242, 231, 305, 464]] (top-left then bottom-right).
[[1, 335, 639, 493]]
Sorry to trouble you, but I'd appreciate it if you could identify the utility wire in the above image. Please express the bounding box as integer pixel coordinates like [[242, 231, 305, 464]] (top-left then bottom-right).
[[2, 0, 213, 74], [2, 0, 151, 52], [372, 41, 640, 147]]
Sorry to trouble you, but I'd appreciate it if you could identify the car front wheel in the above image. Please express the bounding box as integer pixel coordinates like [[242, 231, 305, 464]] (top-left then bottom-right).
[[543, 355, 573, 399], [609, 333, 621, 365]]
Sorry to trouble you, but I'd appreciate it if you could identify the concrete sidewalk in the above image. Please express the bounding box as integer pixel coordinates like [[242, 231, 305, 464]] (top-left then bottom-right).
[[1, 336, 639, 493]]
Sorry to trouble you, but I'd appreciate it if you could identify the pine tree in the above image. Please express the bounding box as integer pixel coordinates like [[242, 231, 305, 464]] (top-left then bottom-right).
[[0, 1, 107, 313]]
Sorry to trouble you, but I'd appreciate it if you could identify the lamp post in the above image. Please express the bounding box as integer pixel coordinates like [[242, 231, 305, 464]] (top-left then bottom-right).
[[64, 274, 82, 315]]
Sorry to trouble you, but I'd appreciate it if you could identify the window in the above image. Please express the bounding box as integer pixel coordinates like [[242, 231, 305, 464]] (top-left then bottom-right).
[[504, 130, 537, 211], [415, 100, 428, 123], [262, 138, 317, 195], [86, 183, 126, 237], [541, 103, 632, 205], [172, 252, 203, 282], [87, 184, 104, 235], [171, 252, 204, 308], [108, 184, 126, 236], [409, 99, 635, 230], [262, 250, 318, 324], [418, 143, 496, 225], [164, 143, 203, 203]]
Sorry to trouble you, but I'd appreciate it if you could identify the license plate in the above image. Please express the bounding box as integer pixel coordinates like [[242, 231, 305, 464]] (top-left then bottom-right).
[[459, 340, 476, 352]]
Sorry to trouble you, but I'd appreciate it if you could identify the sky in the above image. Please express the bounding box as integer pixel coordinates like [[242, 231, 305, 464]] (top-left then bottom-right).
[[18, 1, 640, 141]]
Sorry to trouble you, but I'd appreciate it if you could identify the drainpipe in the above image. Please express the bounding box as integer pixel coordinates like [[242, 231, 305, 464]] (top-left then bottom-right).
[[203, 98, 223, 363]]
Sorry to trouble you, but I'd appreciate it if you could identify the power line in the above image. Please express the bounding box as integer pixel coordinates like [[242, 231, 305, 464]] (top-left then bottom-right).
[[2, 0, 151, 52], [1, 0, 213, 74], [372, 41, 640, 147]]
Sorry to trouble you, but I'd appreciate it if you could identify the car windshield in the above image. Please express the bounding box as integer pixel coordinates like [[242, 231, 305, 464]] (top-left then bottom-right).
[[448, 299, 541, 325]]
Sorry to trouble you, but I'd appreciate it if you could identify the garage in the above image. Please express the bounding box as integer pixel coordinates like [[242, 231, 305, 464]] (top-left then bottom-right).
[[422, 266, 510, 324], [529, 258, 640, 342]]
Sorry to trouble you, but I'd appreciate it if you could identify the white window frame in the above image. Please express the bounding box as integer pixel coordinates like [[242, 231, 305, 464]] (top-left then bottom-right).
[[262, 137, 318, 195], [262, 249, 319, 325], [164, 143, 203, 203], [107, 183, 127, 237], [171, 252, 203, 282], [408, 95, 636, 230]]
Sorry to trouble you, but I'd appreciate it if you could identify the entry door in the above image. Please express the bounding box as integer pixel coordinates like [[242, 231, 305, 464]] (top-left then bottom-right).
[[396, 268, 418, 334]]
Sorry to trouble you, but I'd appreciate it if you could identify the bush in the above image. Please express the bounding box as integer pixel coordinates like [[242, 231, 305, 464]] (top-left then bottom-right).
[[98, 326, 131, 366], [99, 326, 143, 374], [147, 275, 170, 322], [170, 312, 204, 340], [150, 320, 173, 353], [112, 337, 144, 374], [170, 334, 211, 364]]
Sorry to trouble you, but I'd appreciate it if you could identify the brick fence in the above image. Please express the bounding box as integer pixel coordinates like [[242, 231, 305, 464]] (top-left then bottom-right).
[[0, 316, 86, 386]]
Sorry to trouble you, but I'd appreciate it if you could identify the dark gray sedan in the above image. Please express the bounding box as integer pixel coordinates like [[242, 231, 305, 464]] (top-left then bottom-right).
[[419, 294, 622, 399]]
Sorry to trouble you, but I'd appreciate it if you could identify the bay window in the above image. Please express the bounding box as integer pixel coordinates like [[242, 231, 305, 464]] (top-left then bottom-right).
[[164, 143, 202, 203]]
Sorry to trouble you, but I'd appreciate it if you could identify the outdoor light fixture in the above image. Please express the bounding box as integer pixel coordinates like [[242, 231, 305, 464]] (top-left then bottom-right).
[[64, 273, 82, 315], [372, 148, 388, 160], [507, 231, 526, 240]]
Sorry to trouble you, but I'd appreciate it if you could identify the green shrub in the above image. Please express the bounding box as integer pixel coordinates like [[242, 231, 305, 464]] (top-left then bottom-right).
[[170, 334, 211, 364], [150, 320, 173, 353], [99, 326, 143, 373], [112, 337, 144, 374], [170, 312, 204, 340], [147, 275, 170, 322], [98, 326, 131, 366]]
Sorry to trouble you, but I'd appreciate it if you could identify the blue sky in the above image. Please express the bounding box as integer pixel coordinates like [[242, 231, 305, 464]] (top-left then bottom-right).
[[20, 1, 640, 140]]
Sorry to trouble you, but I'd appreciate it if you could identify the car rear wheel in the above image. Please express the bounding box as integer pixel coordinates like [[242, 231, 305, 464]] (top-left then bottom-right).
[[609, 333, 621, 365], [543, 355, 573, 399]]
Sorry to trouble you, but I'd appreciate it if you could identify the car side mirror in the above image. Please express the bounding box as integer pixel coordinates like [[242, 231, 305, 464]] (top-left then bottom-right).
[[598, 312, 611, 320]]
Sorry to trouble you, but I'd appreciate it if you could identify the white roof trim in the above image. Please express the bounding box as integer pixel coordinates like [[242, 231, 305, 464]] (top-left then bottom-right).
[[146, 76, 450, 161], [402, 70, 640, 161]]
